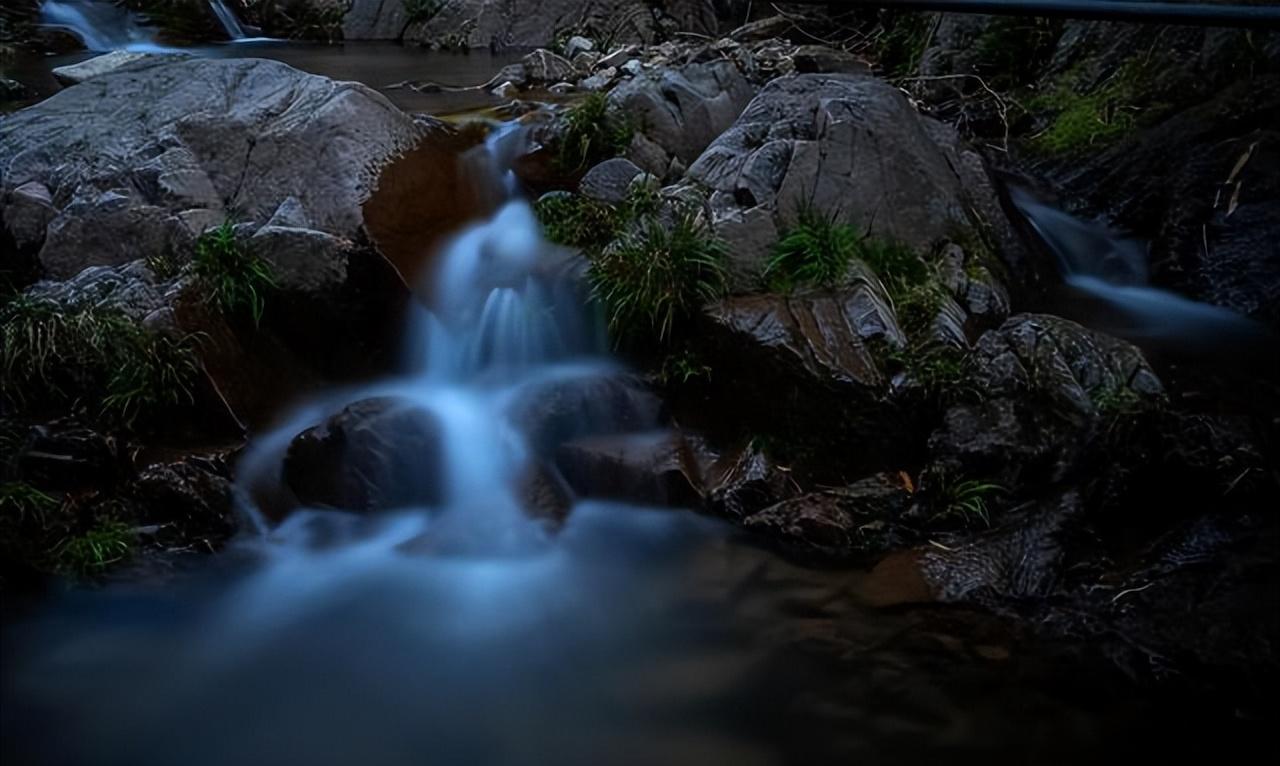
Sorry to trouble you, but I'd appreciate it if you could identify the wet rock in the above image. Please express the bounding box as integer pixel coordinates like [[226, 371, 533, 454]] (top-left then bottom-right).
[[704, 441, 798, 520], [695, 289, 916, 478], [555, 431, 707, 508], [521, 49, 574, 83], [743, 473, 914, 560], [930, 314, 1164, 486], [125, 456, 236, 549], [51, 51, 187, 85], [279, 398, 445, 520], [9, 422, 127, 490], [0, 78, 28, 102], [517, 461, 575, 523], [509, 372, 666, 456], [688, 73, 1017, 288], [579, 158, 644, 204], [609, 60, 755, 167]]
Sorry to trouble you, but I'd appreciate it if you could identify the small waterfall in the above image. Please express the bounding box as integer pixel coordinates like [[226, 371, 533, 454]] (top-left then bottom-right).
[[38, 0, 168, 53], [1008, 186, 1271, 356], [208, 0, 247, 40]]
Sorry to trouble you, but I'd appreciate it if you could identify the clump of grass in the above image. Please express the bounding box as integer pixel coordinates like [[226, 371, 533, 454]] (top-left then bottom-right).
[[930, 475, 1004, 527], [0, 296, 198, 427], [55, 520, 135, 578], [765, 208, 860, 291], [0, 482, 59, 527], [660, 348, 712, 386], [194, 222, 277, 326], [589, 210, 727, 342], [556, 93, 634, 173], [535, 193, 622, 251], [887, 343, 975, 400], [1091, 383, 1143, 417]]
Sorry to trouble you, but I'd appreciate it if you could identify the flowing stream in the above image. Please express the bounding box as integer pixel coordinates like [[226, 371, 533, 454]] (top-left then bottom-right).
[[208, 0, 248, 40], [37, 0, 173, 53]]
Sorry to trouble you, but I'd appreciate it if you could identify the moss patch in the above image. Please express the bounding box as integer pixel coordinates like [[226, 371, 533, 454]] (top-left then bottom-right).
[[1029, 58, 1165, 154]]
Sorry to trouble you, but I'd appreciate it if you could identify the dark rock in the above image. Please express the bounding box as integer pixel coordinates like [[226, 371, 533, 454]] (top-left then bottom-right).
[[516, 461, 575, 524], [792, 45, 871, 75], [930, 313, 1163, 487], [0, 78, 27, 102], [508, 372, 665, 457], [579, 157, 644, 204], [125, 456, 236, 549], [555, 431, 707, 508], [704, 441, 797, 520], [10, 422, 127, 490], [688, 73, 1023, 290], [280, 398, 445, 520], [743, 473, 915, 560]]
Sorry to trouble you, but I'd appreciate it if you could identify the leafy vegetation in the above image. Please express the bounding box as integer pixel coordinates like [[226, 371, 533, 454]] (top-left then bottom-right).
[[55, 520, 135, 578], [556, 93, 634, 173], [930, 475, 1004, 527], [659, 348, 713, 386], [194, 221, 277, 326], [0, 296, 199, 427], [765, 208, 860, 291], [872, 11, 935, 78], [535, 183, 661, 252], [589, 209, 727, 342]]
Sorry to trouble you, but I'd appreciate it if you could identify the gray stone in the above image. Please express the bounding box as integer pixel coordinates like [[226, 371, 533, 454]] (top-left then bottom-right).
[[521, 49, 574, 83], [565, 35, 596, 60], [579, 66, 617, 92], [579, 158, 643, 204], [3, 181, 56, 252], [51, 51, 187, 85]]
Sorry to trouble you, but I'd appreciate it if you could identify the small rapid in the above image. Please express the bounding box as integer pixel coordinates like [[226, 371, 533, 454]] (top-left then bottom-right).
[[38, 0, 171, 53]]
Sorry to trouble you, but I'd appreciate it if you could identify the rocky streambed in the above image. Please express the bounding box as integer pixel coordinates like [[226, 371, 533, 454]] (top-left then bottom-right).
[[2, 4, 1278, 764]]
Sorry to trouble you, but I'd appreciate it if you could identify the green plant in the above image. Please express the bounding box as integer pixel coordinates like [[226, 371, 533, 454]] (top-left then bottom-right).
[[0, 482, 58, 527], [0, 296, 199, 426], [535, 193, 622, 251], [194, 221, 277, 326], [401, 0, 442, 40], [872, 11, 935, 78], [660, 348, 712, 385], [55, 520, 135, 578], [887, 342, 974, 400], [972, 16, 1060, 90], [931, 476, 1004, 527], [1028, 59, 1163, 154], [589, 210, 727, 342], [765, 208, 860, 290], [556, 93, 634, 173]]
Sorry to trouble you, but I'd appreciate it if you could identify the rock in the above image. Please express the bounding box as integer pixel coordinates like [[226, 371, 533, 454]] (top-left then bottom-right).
[[51, 51, 186, 85], [521, 49, 574, 83], [508, 372, 665, 456], [579, 66, 617, 92], [620, 59, 643, 77], [279, 398, 446, 521], [792, 45, 871, 75], [125, 456, 236, 548], [24, 260, 169, 322], [555, 431, 707, 508], [0, 58, 423, 281], [249, 226, 351, 292], [565, 35, 596, 60], [743, 473, 915, 560], [930, 314, 1164, 487], [688, 74, 1016, 286], [704, 441, 797, 520], [516, 461, 575, 523], [0, 77, 28, 102], [695, 290, 916, 479], [597, 46, 637, 70], [9, 422, 127, 490], [608, 60, 755, 166], [351, 0, 733, 49], [579, 158, 644, 204], [3, 181, 56, 254]]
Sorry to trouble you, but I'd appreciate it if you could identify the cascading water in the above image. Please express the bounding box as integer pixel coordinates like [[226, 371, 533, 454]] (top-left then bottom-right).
[[1008, 186, 1273, 357], [208, 0, 247, 40], [38, 0, 169, 53]]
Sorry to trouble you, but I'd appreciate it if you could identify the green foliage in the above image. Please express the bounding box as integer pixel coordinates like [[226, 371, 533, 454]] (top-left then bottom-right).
[[1029, 59, 1162, 154], [972, 16, 1060, 89], [765, 208, 860, 291], [536, 193, 623, 252], [0, 296, 198, 427], [589, 210, 727, 342], [556, 93, 634, 173], [55, 520, 135, 578], [887, 342, 974, 401], [660, 348, 712, 386], [0, 482, 58, 528], [873, 11, 935, 78], [891, 280, 948, 339], [194, 221, 277, 326], [931, 475, 1004, 527]]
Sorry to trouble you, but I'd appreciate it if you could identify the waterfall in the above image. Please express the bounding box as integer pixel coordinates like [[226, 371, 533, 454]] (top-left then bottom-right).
[[208, 0, 247, 40], [38, 0, 168, 53], [1008, 186, 1271, 356]]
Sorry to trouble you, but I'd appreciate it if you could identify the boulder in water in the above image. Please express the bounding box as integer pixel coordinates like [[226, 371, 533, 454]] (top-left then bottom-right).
[[742, 474, 915, 561]]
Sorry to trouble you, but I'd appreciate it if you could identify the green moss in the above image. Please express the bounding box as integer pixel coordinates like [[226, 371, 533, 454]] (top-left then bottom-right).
[[589, 209, 727, 343], [1029, 59, 1164, 154], [194, 221, 277, 326], [556, 93, 634, 173], [0, 296, 199, 427]]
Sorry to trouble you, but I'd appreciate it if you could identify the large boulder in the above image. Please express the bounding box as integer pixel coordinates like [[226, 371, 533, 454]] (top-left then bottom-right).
[[607, 59, 755, 175], [0, 57, 422, 281], [687, 73, 1024, 292], [930, 314, 1164, 487]]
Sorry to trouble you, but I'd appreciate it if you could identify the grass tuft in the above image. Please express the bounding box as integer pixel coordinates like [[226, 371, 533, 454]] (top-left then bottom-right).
[[556, 93, 634, 173], [55, 520, 135, 578], [765, 208, 860, 291], [194, 222, 277, 326], [589, 209, 727, 342], [930, 475, 1004, 527]]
